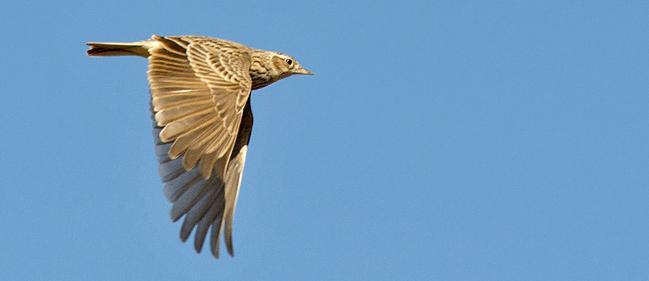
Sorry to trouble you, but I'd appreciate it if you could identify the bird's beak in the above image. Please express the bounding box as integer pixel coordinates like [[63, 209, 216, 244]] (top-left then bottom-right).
[[294, 67, 314, 75]]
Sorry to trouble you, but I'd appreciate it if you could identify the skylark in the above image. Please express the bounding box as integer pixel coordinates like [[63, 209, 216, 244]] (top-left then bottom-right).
[[86, 35, 312, 259]]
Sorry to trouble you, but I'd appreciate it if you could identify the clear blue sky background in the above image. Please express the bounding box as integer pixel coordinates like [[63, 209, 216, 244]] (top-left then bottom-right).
[[0, 1, 647, 280]]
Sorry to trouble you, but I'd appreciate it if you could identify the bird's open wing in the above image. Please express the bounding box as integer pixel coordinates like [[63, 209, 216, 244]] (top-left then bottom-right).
[[148, 35, 252, 179], [147, 35, 253, 257]]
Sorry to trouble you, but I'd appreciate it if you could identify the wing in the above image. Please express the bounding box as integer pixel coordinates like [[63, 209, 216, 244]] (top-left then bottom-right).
[[153, 100, 253, 258], [147, 35, 254, 257], [148, 35, 252, 180]]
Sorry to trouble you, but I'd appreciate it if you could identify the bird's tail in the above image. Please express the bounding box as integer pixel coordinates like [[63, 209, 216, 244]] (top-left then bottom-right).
[[86, 40, 155, 57]]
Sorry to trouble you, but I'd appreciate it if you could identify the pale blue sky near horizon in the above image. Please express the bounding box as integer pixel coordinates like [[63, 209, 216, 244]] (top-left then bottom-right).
[[1, 1, 648, 280]]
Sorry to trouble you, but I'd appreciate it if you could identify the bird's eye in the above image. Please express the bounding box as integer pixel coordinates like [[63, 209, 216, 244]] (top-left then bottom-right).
[[285, 59, 293, 66]]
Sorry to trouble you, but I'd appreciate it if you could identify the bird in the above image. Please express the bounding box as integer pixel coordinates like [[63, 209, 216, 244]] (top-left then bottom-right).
[[86, 34, 312, 259]]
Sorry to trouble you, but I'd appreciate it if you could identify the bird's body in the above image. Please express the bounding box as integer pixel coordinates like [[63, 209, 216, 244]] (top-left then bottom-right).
[[86, 35, 311, 259]]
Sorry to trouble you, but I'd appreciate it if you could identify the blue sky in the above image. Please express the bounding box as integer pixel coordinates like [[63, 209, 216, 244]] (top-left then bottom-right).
[[1, 0, 648, 280]]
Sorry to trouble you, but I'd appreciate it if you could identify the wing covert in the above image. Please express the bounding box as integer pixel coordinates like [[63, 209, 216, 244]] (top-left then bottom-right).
[[147, 35, 252, 179]]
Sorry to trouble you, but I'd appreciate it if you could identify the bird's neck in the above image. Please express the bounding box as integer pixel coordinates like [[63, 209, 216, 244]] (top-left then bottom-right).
[[250, 51, 279, 90]]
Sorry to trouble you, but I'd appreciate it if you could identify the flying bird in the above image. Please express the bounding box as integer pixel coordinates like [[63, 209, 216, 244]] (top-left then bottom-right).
[[86, 35, 312, 259]]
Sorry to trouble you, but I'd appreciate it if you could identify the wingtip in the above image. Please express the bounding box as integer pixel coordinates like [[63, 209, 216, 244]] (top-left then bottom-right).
[[211, 244, 221, 259], [194, 240, 204, 254], [225, 231, 235, 257]]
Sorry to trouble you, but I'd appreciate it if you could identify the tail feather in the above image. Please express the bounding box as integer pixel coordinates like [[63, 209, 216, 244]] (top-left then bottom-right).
[[86, 41, 151, 57]]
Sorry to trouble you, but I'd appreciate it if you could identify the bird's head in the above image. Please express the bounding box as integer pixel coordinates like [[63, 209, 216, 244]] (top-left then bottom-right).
[[250, 51, 312, 89], [270, 53, 313, 78]]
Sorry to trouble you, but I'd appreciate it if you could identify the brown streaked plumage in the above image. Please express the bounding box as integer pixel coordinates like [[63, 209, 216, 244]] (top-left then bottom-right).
[[86, 35, 312, 259]]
